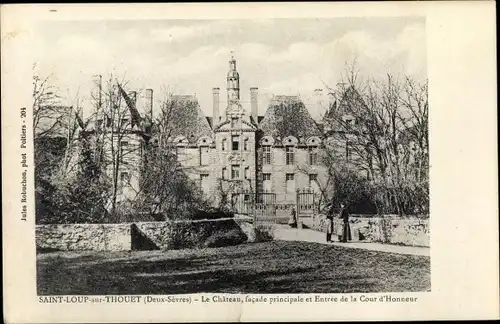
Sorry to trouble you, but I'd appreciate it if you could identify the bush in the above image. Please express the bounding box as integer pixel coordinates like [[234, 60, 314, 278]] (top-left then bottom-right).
[[203, 228, 247, 248], [254, 224, 275, 242]]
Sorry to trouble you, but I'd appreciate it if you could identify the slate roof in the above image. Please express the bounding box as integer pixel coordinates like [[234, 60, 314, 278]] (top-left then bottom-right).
[[322, 86, 367, 133], [206, 117, 213, 129], [167, 95, 213, 144], [337, 86, 366, 114], [259, 96, 322, 140]]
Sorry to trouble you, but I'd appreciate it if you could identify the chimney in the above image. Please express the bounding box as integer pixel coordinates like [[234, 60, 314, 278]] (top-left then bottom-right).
[[250, 87, 258, 122], [314, 88, 325, 116], [145, 89, 153, 121], [212, 87, 220, 125], [91, 75, 102, 123]]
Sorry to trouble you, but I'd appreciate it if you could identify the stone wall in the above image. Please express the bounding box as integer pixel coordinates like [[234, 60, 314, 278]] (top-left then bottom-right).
[[307, 214, 429, 247], [36, 218, 256, 252], [36, 223, 132, 251]]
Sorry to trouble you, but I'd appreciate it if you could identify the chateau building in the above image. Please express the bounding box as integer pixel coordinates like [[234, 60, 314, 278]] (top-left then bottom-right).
[[158, 55, 333, 208], [88, 55, 357, 211]]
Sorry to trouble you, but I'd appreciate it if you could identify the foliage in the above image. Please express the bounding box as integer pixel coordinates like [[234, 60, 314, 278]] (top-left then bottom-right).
[[254, 224, 275, 242], [203, 228, 248, 248]]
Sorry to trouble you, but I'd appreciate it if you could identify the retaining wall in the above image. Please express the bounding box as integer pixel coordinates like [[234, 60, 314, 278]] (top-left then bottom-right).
[[36, 217, 256, 252], [305, 214, 429, 247]]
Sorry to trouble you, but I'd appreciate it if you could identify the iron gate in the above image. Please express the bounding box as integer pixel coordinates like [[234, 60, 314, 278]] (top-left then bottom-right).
[[231, 192, 278, 224], [296, 188, 319, 226], [231, 189, 320, 226]]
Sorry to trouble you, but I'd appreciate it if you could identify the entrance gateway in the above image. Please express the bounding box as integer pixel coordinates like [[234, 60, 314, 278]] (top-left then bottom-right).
[[231, 188, 320, 225]]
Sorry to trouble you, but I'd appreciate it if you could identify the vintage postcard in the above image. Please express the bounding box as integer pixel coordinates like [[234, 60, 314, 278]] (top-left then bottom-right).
[[1, 2, 498, 323]]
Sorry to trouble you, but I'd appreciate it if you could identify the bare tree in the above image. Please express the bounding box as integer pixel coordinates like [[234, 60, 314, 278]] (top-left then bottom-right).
[[323, 62, 429, 216]]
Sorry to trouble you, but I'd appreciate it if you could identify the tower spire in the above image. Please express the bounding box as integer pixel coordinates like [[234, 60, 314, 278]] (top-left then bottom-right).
[[227, 52, 240, 102]]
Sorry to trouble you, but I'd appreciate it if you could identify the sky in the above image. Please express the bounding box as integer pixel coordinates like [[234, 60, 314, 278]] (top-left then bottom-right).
[[34, 17, 426, 120]]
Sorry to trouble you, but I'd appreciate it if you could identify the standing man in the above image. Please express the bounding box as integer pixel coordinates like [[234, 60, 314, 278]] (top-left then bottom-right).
[[340, 202, 352, 242], [289, 207, 297, 228], [326, 203, 335, 242]]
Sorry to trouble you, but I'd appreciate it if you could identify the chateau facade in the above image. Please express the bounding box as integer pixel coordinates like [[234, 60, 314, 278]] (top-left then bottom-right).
[[161, 56, 332, 208], [91, 56, 349, 211]]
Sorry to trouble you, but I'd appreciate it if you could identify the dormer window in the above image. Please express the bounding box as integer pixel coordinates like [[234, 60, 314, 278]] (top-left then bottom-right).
[[231, 117, 239, 128]]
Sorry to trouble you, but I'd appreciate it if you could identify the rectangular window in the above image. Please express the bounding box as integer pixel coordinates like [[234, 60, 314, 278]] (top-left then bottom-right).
[[286, 147, 295, 165], [309, 147, 318, 165], [263, 173, 272, 192], [231, 164, 240, 179], [232, 135, 239, 151], [309, 174, 318, 186], [176, 146, 186, 162], [286, 173, 295, 193], [243, 139, 249, 151], [244, 166, 250, 180], [200, 174, 209, 194], [263, 146, 272, 164], [120, 141, 128, 163], [200, 146, 209, 165], [345, 141, 351, 161], [222, 167, 227, 180]]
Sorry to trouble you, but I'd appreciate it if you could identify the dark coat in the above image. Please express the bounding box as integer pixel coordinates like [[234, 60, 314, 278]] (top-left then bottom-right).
[[340, 207, 349, 222]]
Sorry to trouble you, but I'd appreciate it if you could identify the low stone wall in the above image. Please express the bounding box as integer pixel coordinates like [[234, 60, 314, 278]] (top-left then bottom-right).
[[36, 223, 132, 251], [306, 214, 429, 247], [36, 217, 255, 252]]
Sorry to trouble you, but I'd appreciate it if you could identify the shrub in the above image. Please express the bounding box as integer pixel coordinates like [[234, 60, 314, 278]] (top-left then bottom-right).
[[203, 228, 247, 248], [254, 224, 275, 242]]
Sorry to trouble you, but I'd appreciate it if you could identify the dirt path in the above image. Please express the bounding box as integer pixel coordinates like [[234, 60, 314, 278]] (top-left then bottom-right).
[[273, 226, 430, 257]]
